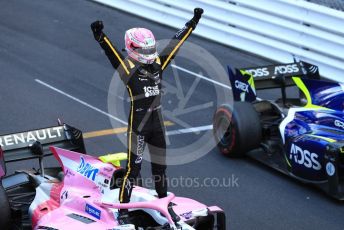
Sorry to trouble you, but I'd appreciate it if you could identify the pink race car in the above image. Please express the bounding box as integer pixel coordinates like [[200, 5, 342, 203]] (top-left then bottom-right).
[[0, 124, 226, 230]]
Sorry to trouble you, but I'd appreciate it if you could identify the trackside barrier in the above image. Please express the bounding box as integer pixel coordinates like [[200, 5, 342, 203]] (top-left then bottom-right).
[[91, 0, 344, 82]]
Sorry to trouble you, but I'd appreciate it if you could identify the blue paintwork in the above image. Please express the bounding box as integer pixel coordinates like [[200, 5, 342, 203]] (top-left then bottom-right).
[[227, 66, 257, 102], [85, 203, 101, 220], [303, 79, 344, 111], [283, 79, 344, 181]]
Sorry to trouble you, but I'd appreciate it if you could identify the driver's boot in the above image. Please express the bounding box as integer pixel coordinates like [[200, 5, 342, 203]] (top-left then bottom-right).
[[118, 209, 131, 225]]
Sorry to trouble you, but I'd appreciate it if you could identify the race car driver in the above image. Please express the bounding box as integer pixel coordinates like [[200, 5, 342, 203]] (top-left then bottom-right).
[[91, 8, 203, 224]]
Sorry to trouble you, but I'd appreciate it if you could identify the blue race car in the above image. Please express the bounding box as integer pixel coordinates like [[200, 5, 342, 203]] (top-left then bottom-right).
[[213, 61, 344, 199]]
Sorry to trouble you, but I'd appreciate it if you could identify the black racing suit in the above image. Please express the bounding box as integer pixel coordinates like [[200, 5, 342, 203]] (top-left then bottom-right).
[[95, 19, 198, 204]]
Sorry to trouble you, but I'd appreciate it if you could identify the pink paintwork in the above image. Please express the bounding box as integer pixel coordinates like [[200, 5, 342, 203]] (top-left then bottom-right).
[[0, 166, 5, 178], [31, 147, 224, 229], [0, 147, 5, 178], [95, 193, 176, 224]]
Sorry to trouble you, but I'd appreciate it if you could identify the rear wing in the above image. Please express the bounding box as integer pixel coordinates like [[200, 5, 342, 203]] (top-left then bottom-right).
[[240, 61, 320, 89], [229, 61, 321, 103], [0, 124, 86, 163]]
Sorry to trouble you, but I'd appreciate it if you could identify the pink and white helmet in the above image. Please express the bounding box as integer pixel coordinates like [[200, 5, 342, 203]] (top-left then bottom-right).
[[125, 28, 158, 64]]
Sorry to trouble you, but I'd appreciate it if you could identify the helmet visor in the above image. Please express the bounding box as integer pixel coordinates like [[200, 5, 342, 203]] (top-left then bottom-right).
[[133, 46, 157, 55]]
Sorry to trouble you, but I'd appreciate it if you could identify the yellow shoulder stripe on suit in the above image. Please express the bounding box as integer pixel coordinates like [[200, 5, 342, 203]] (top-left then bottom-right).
[[104, 36, 130, 75], [161, 27, 193, 70]]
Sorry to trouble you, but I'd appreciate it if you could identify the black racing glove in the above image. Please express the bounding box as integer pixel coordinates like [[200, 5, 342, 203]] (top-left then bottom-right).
[[186, 8, 204, 30], [91, 20, 104, 41]]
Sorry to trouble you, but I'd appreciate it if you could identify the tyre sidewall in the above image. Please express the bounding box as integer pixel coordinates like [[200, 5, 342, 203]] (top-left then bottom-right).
[[213, 104, 240, 157], [214, 102, 262, 157]]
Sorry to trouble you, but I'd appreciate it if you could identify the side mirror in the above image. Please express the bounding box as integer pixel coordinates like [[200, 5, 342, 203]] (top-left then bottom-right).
[[0, 147, 6, 178]]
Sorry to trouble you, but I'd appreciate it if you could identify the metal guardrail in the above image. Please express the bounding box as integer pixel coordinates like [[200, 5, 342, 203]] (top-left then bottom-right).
[[308, 0, 344, 12], [92, 0, 344, 82]]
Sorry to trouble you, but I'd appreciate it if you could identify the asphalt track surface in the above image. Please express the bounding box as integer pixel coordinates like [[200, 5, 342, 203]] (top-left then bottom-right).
[[1, 0, 344, 229]]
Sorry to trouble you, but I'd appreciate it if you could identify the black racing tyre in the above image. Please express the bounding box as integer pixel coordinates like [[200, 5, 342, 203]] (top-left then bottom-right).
[[213, 102, 262, 157], [0, 184, 11, 230]]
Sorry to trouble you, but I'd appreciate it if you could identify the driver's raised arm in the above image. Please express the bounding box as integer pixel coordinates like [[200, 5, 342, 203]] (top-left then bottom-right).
[[91, 21, 130, 76], [160, 8, 203, 71]]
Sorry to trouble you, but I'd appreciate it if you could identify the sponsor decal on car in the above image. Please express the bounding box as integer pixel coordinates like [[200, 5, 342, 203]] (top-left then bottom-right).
[[65, 169, 75, 177], [97, 181, 109, 194], [307, 65, 318, 74], [326, 162, 335, 176], [60, 190, 68, 200], [103, 167, 114, 173], [112, 224, 136, 230], [289, 144, 321, 170], [274, 64, 299, 75], [180, 211, 193, 220], [245, 67, 269, 77], [77, 157, 99, 181], [245, 63, 301, 78], [97, 178, 110, 194], [334, 120, 344, 129], [235, 80, 249, 93], [0, 127, 64, 148], [85, 203, 101, 220]]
